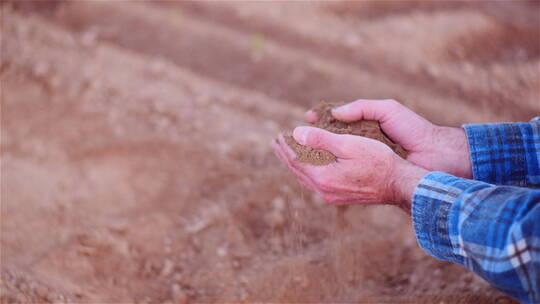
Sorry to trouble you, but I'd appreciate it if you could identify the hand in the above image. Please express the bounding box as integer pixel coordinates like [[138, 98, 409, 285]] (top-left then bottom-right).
[[306, 99, 472, 178], [272, 126, 428, 213]]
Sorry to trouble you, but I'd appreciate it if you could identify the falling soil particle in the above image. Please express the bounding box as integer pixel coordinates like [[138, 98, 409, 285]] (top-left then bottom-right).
[[286, 103, 408, 165]]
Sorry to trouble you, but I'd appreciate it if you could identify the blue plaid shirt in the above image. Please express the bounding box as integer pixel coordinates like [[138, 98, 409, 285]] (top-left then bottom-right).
[[412, 117, 540, 303]]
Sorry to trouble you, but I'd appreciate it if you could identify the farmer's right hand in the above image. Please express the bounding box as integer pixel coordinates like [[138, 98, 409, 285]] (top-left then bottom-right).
[[306, 99, 472, 178]]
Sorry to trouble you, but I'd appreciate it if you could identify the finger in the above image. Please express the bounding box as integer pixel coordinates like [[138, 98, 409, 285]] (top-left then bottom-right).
[[331, 99, 404, 123], [331, 99, 433, 146], [304, 110, 319, 124], [292, 126, 374, 158]]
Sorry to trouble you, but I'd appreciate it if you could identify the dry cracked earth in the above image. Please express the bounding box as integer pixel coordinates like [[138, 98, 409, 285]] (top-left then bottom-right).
[[1, 1, 538, 303]]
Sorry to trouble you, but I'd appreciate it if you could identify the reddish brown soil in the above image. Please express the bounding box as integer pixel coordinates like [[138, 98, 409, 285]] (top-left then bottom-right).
[[284, 135, 337, 166], [1, 1, 537, 303], [310, 103, 407, 158], [284, 103, 407, 165]]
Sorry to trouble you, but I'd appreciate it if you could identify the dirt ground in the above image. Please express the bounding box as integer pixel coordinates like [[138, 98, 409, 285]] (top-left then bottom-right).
[[1, 1, 538, 303]]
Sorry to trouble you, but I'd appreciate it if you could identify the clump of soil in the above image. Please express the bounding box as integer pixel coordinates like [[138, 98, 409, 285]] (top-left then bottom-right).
[[285, 103, 408, 165], [284, 136, 337, 165]]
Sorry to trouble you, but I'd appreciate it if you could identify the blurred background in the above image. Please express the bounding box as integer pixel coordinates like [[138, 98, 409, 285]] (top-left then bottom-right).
[[1, 1, 538, 303]]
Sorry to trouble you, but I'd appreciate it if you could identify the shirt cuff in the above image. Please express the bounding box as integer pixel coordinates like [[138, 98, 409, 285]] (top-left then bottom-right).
[[463, 123, 500, 185], [412, 171, 476, 266], [463, 120, 540, 186]]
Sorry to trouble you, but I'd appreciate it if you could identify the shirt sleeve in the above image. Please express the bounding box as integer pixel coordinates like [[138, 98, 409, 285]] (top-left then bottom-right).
[[463, 117, 540, 188], [413, 171, 540, 303]]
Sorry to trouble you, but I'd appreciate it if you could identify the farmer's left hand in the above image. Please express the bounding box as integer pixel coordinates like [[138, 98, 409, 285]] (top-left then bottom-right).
[[272, 126, 428, 213]]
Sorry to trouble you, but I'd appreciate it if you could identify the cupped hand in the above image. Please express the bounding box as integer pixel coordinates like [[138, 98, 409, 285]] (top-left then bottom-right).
[[272, 126, 428, 213], [306, 99, 472, 178]]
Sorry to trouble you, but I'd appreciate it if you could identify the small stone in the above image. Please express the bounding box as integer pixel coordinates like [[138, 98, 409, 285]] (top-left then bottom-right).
[[107, 221, 129, 234], [35, 285, 49, 298], [266, 210, 286, 229], [160, 259, 175, 277], [171, 284, 188, 304], [217, 246, 228, 257], [186, 217, 210, 234]]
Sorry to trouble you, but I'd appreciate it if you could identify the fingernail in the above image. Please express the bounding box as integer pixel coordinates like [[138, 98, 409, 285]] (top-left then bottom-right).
[[293, 126, 310, 145], [332, 104, 348, 114]]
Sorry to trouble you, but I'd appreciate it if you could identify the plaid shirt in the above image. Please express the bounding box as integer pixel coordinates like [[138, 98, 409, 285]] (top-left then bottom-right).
[[412, 117, 540, 303]]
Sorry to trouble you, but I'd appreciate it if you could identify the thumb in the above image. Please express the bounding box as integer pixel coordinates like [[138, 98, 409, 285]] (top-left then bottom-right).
[[331, 99, 401, 123], [293, 126, 357, 157]]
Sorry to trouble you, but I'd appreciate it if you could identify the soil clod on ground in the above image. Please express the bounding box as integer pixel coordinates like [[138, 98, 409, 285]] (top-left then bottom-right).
[[285, 103, 408, 165]]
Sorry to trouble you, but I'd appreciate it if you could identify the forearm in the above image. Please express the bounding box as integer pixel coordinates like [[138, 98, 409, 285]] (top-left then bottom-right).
[[412, 172, 540, 303]]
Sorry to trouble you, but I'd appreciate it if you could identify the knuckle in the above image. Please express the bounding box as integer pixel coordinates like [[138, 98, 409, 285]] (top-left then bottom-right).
[[384, 99, 399, 107], [388, 99, 405, 111], [309, 131, 324, 147], [350, 100, 364, 108]]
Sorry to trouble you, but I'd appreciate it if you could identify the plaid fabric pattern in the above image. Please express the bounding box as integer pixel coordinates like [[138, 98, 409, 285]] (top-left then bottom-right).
[[412, 118, 540, 303], [463, 117, 540, 187]]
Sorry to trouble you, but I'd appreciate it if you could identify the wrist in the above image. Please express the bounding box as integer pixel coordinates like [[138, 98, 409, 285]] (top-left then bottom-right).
[[432, 126, 472, 178], [390, 158, 429, 214]]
